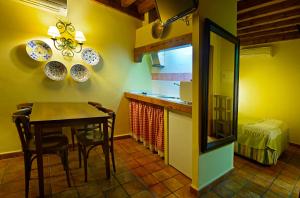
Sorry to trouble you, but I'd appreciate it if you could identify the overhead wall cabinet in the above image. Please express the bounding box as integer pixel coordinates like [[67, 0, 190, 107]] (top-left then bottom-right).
[[133, 33, 192, 62]]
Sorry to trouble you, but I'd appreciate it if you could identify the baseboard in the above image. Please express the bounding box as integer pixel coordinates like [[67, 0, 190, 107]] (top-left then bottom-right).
[[189, 184, 200, 196], [0, 134, 132, 160], [197, 168, 235, 196], [0, 151, 23, 160], [114, 134, 132, 140]]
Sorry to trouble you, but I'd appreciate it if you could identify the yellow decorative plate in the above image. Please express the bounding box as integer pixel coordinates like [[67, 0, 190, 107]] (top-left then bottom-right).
[[26, 40, 52, 62]]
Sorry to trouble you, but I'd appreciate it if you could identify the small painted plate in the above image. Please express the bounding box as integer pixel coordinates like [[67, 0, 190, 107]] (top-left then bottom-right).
[[81, 48, 101, 66], [26, 40, 52, 62], [44, 61, 67, 81], [70, 64, 90, 82]]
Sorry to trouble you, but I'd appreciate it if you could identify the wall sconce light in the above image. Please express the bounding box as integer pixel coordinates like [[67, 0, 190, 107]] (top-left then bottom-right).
[[48, 20, 86, 57]]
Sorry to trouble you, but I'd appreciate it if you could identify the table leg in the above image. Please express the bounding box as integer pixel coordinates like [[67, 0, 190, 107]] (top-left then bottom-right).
[[102, 120, 110, 179], [35, 125, 44, 197]]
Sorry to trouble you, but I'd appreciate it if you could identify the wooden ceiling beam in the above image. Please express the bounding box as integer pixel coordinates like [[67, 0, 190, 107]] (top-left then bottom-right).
[[121, 0, 137, 7], [240, 31, 300, 46], [238, 25, 298, 39], [238, 0, 274, 11], [238, 17, 300, 35], [238, 0, 300, 21], [93, 0, 143, 19], [238, 8, 300, 29], [137, 0, 156, 14]]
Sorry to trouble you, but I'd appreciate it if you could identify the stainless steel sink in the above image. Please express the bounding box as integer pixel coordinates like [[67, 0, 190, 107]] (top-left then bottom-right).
[[139, 92, 192, 105], [159, 96, 180, 99]]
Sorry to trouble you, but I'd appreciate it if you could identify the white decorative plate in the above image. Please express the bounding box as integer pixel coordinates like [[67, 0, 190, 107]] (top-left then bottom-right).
[[70, 64, 90, 82], [26, 40, 52, 62], [44, 61, 67, 81], [81, 48, 101, 66]]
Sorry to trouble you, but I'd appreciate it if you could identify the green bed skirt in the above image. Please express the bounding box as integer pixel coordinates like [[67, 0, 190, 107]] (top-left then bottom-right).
[[234, 142, 279, 165]]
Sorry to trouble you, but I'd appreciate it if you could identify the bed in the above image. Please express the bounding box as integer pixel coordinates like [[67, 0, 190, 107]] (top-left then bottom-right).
[[234, 118, 289, 165]]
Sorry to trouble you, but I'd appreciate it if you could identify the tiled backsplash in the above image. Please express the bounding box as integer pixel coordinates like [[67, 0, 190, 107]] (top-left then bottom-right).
[[152, 73, 192, 81]]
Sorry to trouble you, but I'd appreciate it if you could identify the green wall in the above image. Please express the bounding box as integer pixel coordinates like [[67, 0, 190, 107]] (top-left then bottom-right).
[[199, 144, 234, 189]]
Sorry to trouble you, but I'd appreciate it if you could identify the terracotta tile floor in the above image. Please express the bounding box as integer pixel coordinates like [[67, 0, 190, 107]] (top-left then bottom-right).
[[0, 138, 299, 198], [200, 144, 300, 198]]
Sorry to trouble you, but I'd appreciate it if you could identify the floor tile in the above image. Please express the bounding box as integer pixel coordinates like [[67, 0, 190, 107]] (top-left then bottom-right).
[[141, 174, 160, 187], [273, 177, 295, 192], [174, 185, 197, 198], [246, 181, 268, 194], [122, 180, 146, 195], [165, 193, 178, 198], [131, 166, 149, 177], [263, 190, 283, 198], [163, 177, 184, 192], [143, 162, 163, 173], [212, 182, 235, 198], [0, 138, 299, 198], [163, 166, 180, 177], [199, 191, 221, 198], [152, 169, 172, 182], [1, 170, 25, 184], [173, 174, 192, 186], [221, 178, 244, 193], [76, 181, 103, 197], [124, 160, 140, 170], [252, 175, 273, 188], [135, 155, 158, 166], [131, 190, 155, 198], [104, 186, 129, 198], [97, 177, 120, 191], [149, 183, 171, 197], [115, 171, 136, 184], [270, 183, 291, 197], [52, 189, 79, 198]]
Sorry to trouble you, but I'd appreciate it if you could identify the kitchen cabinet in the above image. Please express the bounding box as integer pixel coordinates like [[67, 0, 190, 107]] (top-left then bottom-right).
[[168, 110, 192, 178]]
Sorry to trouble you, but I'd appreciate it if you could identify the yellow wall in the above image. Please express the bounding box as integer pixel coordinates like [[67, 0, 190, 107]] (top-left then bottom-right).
[[0, 0, 152, 153], [192, 0, 236, 190], [239, 39, 300, 145]]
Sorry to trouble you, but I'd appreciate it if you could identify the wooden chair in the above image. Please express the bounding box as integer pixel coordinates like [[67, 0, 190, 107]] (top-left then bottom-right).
[[70, 102, 103, 149], [75, 106, 116, 182], [17, 103, 64, 137], [13, 112, 71, 198]]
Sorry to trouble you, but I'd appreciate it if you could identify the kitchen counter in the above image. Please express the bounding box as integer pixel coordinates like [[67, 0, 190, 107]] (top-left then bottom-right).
[[124, 92, 192, 113]]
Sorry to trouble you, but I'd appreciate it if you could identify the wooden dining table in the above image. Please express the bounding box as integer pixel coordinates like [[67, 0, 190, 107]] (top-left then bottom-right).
[[30, 102, 111, 198]]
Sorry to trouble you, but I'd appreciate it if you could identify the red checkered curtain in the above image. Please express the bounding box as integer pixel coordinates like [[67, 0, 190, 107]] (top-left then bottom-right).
[[130, 100, 164, 156]]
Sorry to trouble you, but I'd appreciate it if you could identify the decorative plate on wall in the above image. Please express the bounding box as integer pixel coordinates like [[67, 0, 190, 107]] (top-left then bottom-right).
[[44, 61, 67, 81], [70, 64, 90, 82], [26, 40, 53, 62], [81, 48, 101, 66]]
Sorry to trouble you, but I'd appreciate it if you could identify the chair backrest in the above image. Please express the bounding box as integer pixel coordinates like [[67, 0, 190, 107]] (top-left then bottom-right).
[[88, 101, 102, 108], [12, 113, 31, 151], [96, 106, 116, 139], [14, 108, 32, 116], [16, 103, 33, 110]]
